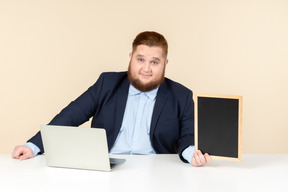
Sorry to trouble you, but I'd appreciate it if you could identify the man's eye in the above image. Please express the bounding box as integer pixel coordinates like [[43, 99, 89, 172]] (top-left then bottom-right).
[[152, 61, 158, 65], [138, 58, 144, 62]]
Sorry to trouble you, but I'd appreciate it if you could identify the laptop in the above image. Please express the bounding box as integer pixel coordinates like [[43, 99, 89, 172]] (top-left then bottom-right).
[[40, 125, 125, 171]]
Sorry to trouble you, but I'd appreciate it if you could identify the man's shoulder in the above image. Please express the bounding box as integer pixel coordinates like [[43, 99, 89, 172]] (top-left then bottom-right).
[[97, 71, 128, 84], [163, 77, 192, 94], [96, 71, 129, 89], [100, 71, 127, 79]]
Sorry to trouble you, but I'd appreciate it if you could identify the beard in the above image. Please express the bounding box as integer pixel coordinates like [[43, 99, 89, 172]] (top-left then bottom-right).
[[127, 62, 165, 92]]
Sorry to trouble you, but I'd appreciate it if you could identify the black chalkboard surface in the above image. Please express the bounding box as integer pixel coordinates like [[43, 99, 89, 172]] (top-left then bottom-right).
[[194, 94, 242, 161]]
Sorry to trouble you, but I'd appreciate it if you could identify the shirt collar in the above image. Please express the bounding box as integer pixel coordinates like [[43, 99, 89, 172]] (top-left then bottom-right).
[[129, 84, 159, 100]]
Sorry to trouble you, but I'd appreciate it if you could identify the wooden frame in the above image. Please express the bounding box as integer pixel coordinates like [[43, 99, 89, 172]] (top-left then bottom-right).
[[194, 93, 243, 161]]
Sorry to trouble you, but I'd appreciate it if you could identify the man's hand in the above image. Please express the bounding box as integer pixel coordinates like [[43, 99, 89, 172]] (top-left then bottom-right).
[[191, 150, 212, 167], [12, 145, 34, 160]]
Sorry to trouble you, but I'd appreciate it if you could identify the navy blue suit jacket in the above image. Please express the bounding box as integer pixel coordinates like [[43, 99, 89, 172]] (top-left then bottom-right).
[[28, 72, 194, 162]]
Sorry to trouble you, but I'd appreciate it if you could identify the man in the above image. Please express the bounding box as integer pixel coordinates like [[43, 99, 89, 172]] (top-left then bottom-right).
[[12, 31, 212, 167]]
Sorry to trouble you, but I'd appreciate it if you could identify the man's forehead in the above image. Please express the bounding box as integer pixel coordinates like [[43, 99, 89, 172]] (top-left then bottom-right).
[[133, 45, 165, 59]]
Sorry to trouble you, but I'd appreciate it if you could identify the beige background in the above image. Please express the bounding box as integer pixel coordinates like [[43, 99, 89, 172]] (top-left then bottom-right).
[[1, 0, 287, 154]]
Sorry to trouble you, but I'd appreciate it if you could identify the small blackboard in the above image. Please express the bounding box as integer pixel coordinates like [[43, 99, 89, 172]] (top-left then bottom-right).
[[194, 94, 242, 161]]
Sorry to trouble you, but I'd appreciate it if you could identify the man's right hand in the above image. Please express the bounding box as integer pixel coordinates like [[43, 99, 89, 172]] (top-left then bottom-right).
[[12, 145, 34, 160]]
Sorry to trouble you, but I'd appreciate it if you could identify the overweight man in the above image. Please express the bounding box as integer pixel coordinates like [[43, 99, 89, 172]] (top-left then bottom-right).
[[12, 31, 212, 167]]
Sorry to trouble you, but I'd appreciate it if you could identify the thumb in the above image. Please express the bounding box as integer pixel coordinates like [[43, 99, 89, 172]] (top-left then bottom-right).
[[19, 151, 33, 160]]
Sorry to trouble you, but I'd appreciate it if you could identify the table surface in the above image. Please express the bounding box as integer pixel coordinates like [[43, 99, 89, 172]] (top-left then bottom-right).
[[1, 154, 288, 192]]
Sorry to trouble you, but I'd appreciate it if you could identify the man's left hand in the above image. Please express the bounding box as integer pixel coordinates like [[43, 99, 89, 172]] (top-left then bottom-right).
[[191, 150, 212, 167]]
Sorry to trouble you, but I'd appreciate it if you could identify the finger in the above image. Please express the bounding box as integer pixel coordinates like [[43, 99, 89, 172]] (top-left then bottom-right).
[[20, 147, 34, 160], [204, 153, 212, 163], [11, 147, 17, 158], [191, 157, 197, 166], [193, 151, 203, 165], [12, 146, 22, 159], [191, 157, 201, 167], [19, 152, 33, 161], [196, 150, 206, 164]]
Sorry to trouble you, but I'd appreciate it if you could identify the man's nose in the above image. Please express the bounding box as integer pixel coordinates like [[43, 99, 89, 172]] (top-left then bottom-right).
[[143, 62, 150, 72]]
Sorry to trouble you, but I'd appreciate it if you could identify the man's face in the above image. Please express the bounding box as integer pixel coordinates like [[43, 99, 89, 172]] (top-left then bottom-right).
[[128, 45, 168, 92]]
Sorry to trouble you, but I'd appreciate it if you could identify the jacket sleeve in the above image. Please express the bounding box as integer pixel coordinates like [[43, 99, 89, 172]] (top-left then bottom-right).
[[27, 73, 106, 153], [177, 90, 195, 163]]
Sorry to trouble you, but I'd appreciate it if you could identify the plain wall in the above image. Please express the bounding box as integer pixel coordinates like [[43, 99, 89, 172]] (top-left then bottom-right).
[[1, 0, 288, 154]]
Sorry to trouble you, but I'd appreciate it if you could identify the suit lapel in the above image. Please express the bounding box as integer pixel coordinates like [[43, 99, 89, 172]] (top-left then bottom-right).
[[114, 78, 130, 139], [150, 80, 168, 140]]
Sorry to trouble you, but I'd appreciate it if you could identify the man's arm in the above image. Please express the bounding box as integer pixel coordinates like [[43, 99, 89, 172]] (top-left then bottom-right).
[[22, 74, 107, 156], [176, 88, 212, 166]]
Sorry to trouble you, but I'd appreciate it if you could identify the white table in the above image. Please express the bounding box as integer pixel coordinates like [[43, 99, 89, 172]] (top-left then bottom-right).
[[1, 154, 287, 192]]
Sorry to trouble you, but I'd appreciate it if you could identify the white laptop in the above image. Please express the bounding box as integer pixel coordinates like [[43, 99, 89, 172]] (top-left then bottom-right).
[[40, 125, 125, 171]]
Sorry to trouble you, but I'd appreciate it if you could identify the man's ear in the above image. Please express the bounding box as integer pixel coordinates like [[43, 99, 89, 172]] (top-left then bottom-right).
[[165, 59, 169, 65], [129, 52, 132, 59]]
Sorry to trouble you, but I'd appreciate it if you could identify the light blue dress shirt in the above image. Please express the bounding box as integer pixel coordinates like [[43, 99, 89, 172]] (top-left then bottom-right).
[[110, 85, 194, 162], [26, 84, 194, 163], [25, 142, 41, 156], [110, 85, 157, 154]]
